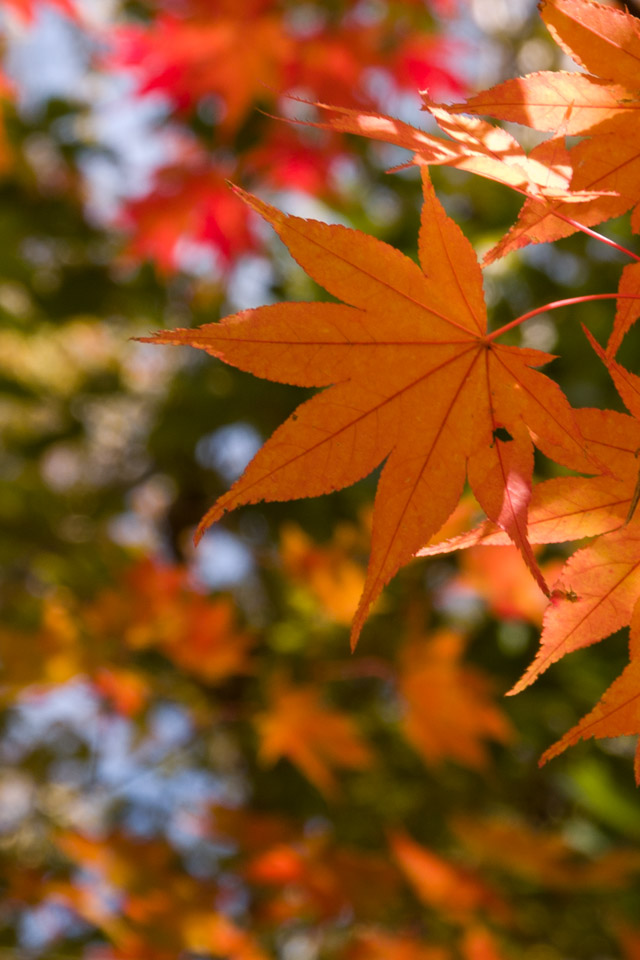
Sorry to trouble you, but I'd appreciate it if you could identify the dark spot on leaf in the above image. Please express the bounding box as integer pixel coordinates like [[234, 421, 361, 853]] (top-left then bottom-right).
[[493, 426, 513, 443]]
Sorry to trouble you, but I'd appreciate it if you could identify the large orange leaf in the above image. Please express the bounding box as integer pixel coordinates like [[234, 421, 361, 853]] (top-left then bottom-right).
[[146, 171, 600, 646]]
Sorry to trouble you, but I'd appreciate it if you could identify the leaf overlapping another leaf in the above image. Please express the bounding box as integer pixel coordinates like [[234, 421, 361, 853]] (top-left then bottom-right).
[[297, 92, 613, 265], [424, 331, 640, 771], [441, 0, 640, 258]]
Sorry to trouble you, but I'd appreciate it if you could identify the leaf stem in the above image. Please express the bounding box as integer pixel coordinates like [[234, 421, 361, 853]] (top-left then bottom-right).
[[552, 215, 640, 262], [483, 179, 640, 262], [486, 293, 640, 342]]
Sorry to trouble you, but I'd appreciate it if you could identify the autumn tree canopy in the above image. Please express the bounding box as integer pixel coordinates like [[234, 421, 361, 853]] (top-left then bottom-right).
[[2, 1, 640, 958]]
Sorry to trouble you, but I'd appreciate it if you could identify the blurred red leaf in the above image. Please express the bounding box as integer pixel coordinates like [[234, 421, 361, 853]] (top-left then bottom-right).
[[119, 160, 256, 274]]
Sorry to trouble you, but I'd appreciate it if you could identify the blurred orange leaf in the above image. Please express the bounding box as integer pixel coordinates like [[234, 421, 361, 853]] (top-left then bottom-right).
[[454, 814, 640, 890], [454, 545, 564, 624], [390, 832, 510, 925], [346, 929, 451, 960], [279, 521, 366, 624], [255, 674, 373, 796], [399, 630, 514, 770]]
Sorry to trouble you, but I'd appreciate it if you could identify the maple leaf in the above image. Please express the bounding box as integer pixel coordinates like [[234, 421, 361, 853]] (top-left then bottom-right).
[[279, 520, 366, 624], [509, 336, 640, 695], [398, 630, 514, 770], [112, 10, 292, 135], [390, 832, 509, 924], [246, 833, 398, 924], [306, 98, 579, 193], [422, 396, 640, 688], [119, 158, 257, 274], [145, 171, 601, 646], [441, 0, 640, 256], [461, 927, 508, 960], [254, 674, 373, 796], [539, 575, 640, 783], [453, 813, 640, 889], [346, 929, 450, 960], [300, 98, 608, 266], [450, 545, 564, 624]]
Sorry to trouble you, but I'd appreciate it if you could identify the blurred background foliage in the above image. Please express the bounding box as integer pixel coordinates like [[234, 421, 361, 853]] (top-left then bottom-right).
[[1, 0, 640, 958]]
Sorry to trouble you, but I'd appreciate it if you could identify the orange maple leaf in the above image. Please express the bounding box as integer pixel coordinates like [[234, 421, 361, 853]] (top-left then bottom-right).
[[509, 336, 640, 695], [422, 332, 640, 773], [539, 608, 640, 783], [390, 831, 509, 925], [307, 97, 573, 189], [145, 171, 600, 646], [454, 813, 640, 889], [279, 520, 366, 624], [441, 0, 640, 257], [422, 400, 640, 692], [398, 630, 513, 770], [301, 96, 608, 266], [254, 674, 373, 796], [346, 929, 450, 960]]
